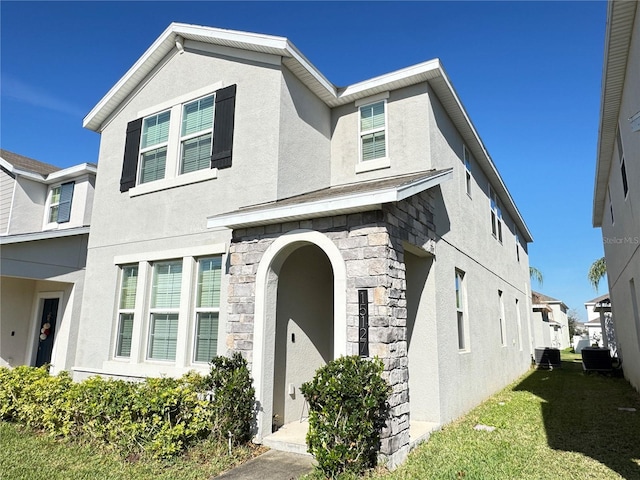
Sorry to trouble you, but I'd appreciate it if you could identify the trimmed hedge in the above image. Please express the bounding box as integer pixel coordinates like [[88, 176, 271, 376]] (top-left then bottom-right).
[[300, 356, 391, 478], [0, 354, 255, 458]]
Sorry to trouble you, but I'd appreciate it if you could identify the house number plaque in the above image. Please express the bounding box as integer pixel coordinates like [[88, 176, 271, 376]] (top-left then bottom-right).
[[358, 289, 369, 357]]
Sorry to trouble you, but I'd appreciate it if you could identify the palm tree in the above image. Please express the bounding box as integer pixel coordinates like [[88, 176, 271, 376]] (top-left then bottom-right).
[[588, 257, 607, 292], [529, 266, 543, 287]]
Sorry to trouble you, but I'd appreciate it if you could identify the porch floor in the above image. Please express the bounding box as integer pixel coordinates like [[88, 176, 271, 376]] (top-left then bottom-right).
[[262, 419, 440, 455]]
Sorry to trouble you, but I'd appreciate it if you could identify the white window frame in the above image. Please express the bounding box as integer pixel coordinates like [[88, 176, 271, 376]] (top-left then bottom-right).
[[138, 110, 171, 185], [515, 232, 521, 262], [608, 188, 615, 225], [463, 145, 472, 197], [147, 259, 183, 362], [43, 182, 74, 229], [498, 290, 506, 347], [515, 298, 523, 351], [617, 125, 629, 199], [129, 83, 223, 197], [115, 264, 138, 358], [192, 256, 222, 364], [179, 94, 215, 175], [489, 185, 503, 243], [355, 93, 390, 173], [455, 269, 469, 352]]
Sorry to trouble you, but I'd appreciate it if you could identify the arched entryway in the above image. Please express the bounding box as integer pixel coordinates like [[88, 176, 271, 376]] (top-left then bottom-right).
[[272, 244, 333, 429], [252, 230, 347, 441]]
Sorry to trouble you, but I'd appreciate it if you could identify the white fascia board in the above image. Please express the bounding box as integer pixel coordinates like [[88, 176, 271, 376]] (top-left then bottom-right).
[[174, 23, 289, 52], [0, 226, 90, 245], [0, 158, 46, 182], [338, 59, 441, 101], [207, 169, 452, 230], [46, 164, 97, 184], [284, 40, 336, 98]]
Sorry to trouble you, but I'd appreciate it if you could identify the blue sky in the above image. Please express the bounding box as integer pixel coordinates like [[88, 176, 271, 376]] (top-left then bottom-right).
[[1, 1, 608, 319]]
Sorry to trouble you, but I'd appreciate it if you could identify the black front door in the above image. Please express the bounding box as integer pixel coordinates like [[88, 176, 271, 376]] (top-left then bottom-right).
[[35, 298, 59, 367]]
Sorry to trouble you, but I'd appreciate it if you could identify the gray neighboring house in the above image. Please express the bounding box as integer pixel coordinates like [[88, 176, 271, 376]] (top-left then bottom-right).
[[531, 291, 570, 350], [76, 24, 534, 466], [592, 0, 640, 392], [0, 149, 96, 373]]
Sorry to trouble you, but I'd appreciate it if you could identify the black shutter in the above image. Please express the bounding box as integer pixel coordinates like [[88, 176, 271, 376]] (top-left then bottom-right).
[[120, 118, 143, 192], [211, 84, 236, 170], [57, 182, 75, 223]]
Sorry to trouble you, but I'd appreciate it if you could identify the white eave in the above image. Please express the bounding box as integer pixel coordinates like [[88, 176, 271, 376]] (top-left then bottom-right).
[[83, 23, 532, 242], [0, 226, 90, 245], [207, 169, 453, 230], [593, 0, 637, 227], [0, 158, 97, 184]]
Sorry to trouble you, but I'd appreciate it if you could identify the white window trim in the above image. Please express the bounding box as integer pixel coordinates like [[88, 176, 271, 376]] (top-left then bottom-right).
[[463, 145, 472, 198], [489, 184, 503, 243], [356, 93, 390, 170], [179, 94, 215, 176], [129, 82, 224, 197], [192, 257, 222, 364], [114, 265, 138, 358], [109, 245, 226, 374], [498, 290, 506, 347], [455, 269, 469, 353], [43, 185, 62, 230]]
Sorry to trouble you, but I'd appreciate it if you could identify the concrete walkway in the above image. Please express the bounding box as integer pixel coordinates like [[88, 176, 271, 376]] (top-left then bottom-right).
[[213, 449, 315, 480]]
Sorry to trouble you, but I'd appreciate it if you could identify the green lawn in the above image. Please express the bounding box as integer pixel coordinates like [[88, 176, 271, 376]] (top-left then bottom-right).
[[0, 422, 265, 480], [378, 351, 640, 480]]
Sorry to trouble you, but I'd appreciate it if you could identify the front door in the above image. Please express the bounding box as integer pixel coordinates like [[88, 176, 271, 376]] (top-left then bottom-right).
[[35, 298, 59, 367]]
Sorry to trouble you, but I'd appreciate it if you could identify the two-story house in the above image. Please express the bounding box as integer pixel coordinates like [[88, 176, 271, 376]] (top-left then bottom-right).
[[76, 24, 534, 466], [0, 149, 96, 373], [530, 291, 570, 350], [593, 0, 640, 392]]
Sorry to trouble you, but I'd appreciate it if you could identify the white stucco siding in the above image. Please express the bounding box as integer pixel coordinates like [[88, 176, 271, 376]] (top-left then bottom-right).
[[88, 46, 284, 250], [277, 66, 331, 200], [0, 169, 15, 234], [329, 83, 432, 185], [8, 177, 47, 235]]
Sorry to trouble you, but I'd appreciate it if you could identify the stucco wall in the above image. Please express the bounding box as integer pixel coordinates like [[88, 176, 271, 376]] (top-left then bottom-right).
[[0, 277, 35, 366], [0, 168, 15, 234], [8, 177, 46, 234], [599, 2, 640, 392]]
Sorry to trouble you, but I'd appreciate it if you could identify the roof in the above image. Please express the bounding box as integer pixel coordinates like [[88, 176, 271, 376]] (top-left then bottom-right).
[[0, 226, 90, 245], [593, 0, 638, 226], [585, 292, 611, 305], [0, 149, 60, 176], [0, 149, 97, 184], [208, 169, 452, 229], [532, 291, 568, 309], [84, 23, 533, 243]]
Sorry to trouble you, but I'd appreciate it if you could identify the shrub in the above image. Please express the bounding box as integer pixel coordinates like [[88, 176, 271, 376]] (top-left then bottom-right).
[[300, 356, 391, 479], [205, 352, 255, 444]]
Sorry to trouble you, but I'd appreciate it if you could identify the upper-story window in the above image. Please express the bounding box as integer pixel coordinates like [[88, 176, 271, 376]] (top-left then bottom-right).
[[360, 100, 387, 162], [180, 95, 214, 174], [489, 185, 503, 242], [463, 145, 472, 197], [120, 84, 236, 194], [46, 181, 74, 225], [617, 127, 628, 198], [608, 188, 615, 225], [140, 111, 171, 184]]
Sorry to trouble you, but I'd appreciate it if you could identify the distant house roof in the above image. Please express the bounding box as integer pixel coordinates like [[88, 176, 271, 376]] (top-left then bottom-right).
[[0, 149, 60, 176], [585, 292, 611, 305], [84, 22, 533, 243], [0, 149, 97, 184], [532, 291, 568, 310]]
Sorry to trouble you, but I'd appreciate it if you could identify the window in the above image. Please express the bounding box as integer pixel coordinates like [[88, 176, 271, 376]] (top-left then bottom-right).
[[489, 185, 503, 242], [359, 100, 387, 162], [608, 188, 614, 225], [617, 127, 629, 198], [455, 270, 467, 351], [148, 260, 182, 361], [120, 84, 237, 193], [180, 95, 214, 174], [140, 111, 171, 184], [47, 182, 74, 224], [515, 233, 521, 262], [631, 279, 640, 349], [463, 145, 472, 196], [194, 257, 222, 363], [115, 265, 138, 357], [515, 299, 522, 351], [498, 290, 506, 346]]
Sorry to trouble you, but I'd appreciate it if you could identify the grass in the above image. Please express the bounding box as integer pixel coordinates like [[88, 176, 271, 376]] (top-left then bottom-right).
[[0, 422, 265, 480], [376, 351, 640, 480]]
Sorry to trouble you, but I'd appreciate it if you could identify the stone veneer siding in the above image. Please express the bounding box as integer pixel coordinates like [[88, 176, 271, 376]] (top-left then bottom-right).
[[227, 190, 435, 467]]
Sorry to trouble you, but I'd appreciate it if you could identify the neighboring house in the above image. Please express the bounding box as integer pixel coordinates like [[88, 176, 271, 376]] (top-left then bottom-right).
[[592, 0, 640, 391], [531, 291, 570, 350], [75, 24, 534, 466], [0, 149, 96, 374], [584, 293, 617, 353]]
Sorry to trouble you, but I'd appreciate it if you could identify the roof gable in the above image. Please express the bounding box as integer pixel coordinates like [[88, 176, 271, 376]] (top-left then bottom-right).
[[0, 149, 60, 176]]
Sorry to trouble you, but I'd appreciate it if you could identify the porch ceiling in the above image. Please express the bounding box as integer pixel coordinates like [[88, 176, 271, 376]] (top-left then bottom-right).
[[207, 169, 452, 230]]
